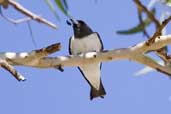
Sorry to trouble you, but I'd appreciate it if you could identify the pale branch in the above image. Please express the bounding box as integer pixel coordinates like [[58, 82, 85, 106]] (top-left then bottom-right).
[[0, 7, 32, 24], [0, 35, 171, 79], [0, 43, 61, 80], [133, 0, 171, 65], [132, 55, 171, 76], [0, 59, 26, 81], [1, 0, 57, 29], [0, 43, 61, 66], [32, 43, 61, 58]]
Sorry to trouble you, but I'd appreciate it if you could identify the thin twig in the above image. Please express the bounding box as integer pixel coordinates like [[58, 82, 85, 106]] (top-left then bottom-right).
[[133, 0, 161, 28], [152, 16, 171, 39], [33, 42, 61, 57], [0, 59, 26, 81], [0, 6, 32, 24], [137, 7, 150, 38], [26, 21, 37, 47], [147, 16, 171, 45], [8, 0, 57, 29]]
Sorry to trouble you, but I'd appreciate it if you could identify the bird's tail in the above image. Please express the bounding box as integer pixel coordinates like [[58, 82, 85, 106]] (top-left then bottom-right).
[[90, 80, 106, 100]]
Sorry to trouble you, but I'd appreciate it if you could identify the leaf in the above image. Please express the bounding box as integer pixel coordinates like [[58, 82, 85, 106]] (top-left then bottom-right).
[[45, 0, 60, 21], [134, 54, 163, 76], [55, 0, 68, 16], [116, 18, 152, 35], [162, 0, 171, 6], [63, 0, 68, 10], [116, 9, 156, 35], [134, 60, 164, 76]]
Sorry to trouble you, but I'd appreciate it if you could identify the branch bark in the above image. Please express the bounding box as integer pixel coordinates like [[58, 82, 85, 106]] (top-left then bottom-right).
[[0, 59, 26, 81], [1, 35, 171, 80], [0, 43, 61, 81]]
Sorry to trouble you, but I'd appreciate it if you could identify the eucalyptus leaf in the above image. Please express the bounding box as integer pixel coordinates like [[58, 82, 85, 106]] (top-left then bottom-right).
[[161, 0, 171, 6], [45, 0, 60, 21], [55, 0, 68, 16], [116, 9, 156, 35], [116, 18, 152, 35], [63, 0, 68, 10]]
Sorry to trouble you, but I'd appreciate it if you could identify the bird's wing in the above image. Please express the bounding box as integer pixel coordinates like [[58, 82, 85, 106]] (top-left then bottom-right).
[[93, 32, 103, 69], [68, 36, 72, 55], [93, 32, 104, 51]]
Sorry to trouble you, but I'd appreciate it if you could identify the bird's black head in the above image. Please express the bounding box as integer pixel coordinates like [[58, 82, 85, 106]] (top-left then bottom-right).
[[67, 19, 93, 38]]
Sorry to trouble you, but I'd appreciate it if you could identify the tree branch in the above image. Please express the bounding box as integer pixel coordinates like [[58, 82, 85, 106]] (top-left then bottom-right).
[[1, 35, 171, 79], [0, 0, 57, 29], [0, 43, 61, 80], [0, 59, 26, 81]]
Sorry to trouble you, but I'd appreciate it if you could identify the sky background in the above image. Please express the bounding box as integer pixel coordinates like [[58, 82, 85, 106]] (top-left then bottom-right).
[[1, 0, 171, 114]]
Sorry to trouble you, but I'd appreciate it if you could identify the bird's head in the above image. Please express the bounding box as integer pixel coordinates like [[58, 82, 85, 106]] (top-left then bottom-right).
[[67, 19, 93, 38]]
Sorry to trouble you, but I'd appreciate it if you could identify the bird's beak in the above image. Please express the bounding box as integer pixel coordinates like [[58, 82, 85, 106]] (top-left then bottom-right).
[[70, 18, 78, 25], [66, 18, 78, 27]]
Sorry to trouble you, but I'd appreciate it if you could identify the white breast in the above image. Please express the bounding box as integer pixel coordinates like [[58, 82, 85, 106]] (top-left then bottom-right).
[[70, 33, 102, 55], [69, 33, 103, 90]]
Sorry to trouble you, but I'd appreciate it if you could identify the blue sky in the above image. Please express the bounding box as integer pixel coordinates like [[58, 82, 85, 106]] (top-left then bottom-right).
[[1, 0, 171, 114]]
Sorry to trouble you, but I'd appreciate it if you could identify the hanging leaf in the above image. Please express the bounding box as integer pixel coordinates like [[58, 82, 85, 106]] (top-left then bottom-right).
[[63, 0, 68, 10], [116, 18, 152, 35], [116, 9, 155, 35], [45, 0, 60, 21], [55, 0, 68, 16], [134, 60, 164, 76]]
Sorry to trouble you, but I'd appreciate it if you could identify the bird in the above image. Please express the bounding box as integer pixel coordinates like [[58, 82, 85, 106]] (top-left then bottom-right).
[[68, 19, 106, 100]]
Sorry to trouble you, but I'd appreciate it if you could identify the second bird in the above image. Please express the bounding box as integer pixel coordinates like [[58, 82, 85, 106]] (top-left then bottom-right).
[[68, 19, 106, 100]]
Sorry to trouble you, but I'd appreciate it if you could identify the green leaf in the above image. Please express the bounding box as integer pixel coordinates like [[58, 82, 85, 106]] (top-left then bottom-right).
[[45, 0, 60, 21], [162, 0, 171, 6], [116, 9, 156, 35], [55, 0, 68, 16], [116, 18, 152, 35], [63, 0, 68, 10]]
